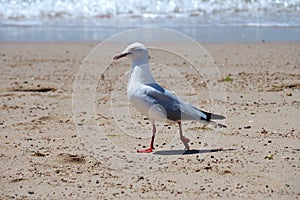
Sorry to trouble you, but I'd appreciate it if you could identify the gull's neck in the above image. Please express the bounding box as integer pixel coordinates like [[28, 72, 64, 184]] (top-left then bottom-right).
[[127, 57, 156, 98], [129, 57, 155, 85]]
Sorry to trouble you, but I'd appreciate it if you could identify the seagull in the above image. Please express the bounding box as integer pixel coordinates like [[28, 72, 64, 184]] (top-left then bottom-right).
[[113, 42, 225, 153]]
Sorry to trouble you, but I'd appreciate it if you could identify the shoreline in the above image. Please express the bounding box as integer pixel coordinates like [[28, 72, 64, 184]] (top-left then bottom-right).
[[1, 25, 299, 42]]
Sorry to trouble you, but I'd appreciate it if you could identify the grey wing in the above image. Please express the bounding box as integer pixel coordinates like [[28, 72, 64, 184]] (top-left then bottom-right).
[[176, 96, 225, 121], [145, 85, 208, 122]]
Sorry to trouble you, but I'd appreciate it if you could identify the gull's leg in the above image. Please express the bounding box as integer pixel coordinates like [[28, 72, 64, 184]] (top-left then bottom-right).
[[178, 121, 190, 150], [137, 120, 156, 153]]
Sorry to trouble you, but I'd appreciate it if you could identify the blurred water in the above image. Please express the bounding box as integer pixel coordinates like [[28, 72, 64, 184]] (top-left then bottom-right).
[[1, 0, 300, 26]]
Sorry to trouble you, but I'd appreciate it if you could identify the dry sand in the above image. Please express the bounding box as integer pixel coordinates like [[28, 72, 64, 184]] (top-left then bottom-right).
[[0, 42, 299, 199]]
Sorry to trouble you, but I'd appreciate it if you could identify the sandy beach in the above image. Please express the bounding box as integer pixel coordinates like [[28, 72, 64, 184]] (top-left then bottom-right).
[[0, 42, 299, 199]]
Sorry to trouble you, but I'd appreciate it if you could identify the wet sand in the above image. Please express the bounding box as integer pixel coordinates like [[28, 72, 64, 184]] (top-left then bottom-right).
[[0, 42, 299, 199]]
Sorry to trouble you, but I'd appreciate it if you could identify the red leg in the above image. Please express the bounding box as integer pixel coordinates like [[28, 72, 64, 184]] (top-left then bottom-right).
[[178, 121, 190, 150], [137, 121, 156, 153]]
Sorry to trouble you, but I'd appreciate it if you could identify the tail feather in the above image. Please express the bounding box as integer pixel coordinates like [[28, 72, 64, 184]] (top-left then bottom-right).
[[201, 110, 226, 121], [199, 110, 227, 128], [207, 112, 226, 120]]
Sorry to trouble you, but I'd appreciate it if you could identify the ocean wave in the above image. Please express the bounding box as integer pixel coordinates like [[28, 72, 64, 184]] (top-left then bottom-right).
[[0, 0, 299, 19], [0, 0, 300, 29]]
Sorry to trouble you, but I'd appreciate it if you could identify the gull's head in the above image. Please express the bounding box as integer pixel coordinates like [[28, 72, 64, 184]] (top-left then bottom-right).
[[113, 42, 149, 61]]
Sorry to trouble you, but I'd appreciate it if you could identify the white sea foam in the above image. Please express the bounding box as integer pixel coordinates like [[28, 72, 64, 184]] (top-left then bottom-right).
[[0, 0, 299, 27], [0, 0, 299, 41]]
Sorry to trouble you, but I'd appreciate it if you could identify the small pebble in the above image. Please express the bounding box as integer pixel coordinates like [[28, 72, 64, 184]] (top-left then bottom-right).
[[244, 125, 251, 129], [265, 155, 273, 160], [285, 89, 292, 96]]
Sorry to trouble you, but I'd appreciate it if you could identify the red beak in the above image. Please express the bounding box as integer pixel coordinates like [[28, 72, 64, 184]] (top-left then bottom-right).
[[113, 52, 130, 60]]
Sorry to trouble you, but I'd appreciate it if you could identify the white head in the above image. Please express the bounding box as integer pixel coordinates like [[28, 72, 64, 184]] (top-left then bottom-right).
[[113, 42, 149, 62]]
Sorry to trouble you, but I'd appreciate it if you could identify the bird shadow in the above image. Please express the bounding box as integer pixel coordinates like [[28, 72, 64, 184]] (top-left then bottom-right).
[[153, 148, 237, 156]]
